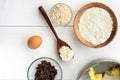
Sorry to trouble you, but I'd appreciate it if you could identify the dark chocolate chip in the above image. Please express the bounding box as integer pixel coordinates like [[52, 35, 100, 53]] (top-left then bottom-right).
[[34, 60, 57, 80]]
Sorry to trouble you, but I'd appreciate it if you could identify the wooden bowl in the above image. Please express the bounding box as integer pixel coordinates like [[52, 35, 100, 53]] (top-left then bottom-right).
[[73, 2, 118, 48]]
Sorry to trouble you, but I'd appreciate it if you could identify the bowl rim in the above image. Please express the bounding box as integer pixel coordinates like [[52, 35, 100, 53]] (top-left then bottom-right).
[[76, 58, 120, 80], [27, 57, 63, 80], [49, 3, 73, 26], [73, 2, 118, 48]]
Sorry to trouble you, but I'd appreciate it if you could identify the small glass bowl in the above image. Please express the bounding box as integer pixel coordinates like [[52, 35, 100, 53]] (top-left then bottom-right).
[[27, 57, 63, 80], [50, 3, 73, 26]]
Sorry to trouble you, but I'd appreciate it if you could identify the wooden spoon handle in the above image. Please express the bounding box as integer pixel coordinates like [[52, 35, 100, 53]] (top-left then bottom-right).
[[39, 6, 59, 40]]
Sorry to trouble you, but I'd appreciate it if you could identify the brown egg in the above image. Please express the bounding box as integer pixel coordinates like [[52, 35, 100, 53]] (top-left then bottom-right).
[[28, 36, 42, 49]]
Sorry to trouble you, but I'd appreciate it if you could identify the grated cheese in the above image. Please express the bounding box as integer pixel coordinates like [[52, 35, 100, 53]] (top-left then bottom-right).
[[78, 7, 113, 45]]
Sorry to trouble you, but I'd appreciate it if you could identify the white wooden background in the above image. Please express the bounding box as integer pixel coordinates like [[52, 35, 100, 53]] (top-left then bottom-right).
[[0, 0, 120, 26], [0, 0, 120, 80]]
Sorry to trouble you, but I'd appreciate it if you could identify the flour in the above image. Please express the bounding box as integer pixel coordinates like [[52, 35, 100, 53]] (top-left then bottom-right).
[[78, 7, 113, 45], [59, 46, 73, 62]]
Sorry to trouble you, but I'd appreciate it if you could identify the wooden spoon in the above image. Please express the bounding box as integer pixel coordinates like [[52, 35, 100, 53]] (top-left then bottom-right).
[[39, 6, 73, 61]]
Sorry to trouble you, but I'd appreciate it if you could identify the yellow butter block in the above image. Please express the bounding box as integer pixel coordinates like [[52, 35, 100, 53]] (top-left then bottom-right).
[[89, 67, 97, 80], [111, 67, 120, 76], [96, 74, 103, 80], [103, 73, 111, 80]]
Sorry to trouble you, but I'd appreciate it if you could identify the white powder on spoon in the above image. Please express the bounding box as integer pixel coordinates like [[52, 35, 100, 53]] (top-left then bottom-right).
[[78, 7, 113, 45], [59, 46, 73, 62]]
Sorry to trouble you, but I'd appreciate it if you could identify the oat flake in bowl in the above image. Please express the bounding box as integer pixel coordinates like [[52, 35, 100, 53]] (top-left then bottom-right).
[[50, 3, 72, 26]]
